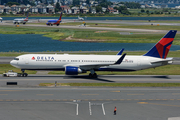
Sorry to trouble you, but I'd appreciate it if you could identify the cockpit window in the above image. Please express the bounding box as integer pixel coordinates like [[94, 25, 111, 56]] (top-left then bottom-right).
[[14, 58, 19, 60]]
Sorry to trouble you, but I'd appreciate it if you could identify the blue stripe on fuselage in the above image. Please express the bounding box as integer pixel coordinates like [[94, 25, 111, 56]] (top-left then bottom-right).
[[46, 20, 58, 24]]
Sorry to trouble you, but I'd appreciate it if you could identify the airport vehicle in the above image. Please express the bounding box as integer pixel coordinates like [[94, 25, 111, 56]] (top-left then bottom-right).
[[46, 12, 62, 26], [79, 23, 86, 27], [10, 30, 177, 78], [78, 16, 84, 21], [3, 70, 28, 77], [3, 70, 18, 77], [13, 13, 28, 24]]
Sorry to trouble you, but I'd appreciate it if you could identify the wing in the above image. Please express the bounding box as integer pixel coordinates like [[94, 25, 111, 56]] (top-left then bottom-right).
[[64, 54, 126, 70]]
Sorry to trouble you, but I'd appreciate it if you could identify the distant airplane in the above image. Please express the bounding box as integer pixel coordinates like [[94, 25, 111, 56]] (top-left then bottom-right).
[[0, 17, 2, 22], [78, 16, 84, 21], [10, 30, 177, 78], [46, 12, 62, 26], [13, 13, 28, 24]]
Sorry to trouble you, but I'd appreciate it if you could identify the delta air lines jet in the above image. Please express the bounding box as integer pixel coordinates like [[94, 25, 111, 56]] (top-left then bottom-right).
[[13, 13, 28, 24], [10, 30, 177, 78], [46, 12, 62, 26]]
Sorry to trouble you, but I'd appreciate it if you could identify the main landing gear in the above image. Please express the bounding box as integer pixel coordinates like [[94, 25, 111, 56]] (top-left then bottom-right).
[[89, 69, 97, 78], [17, 69, 28, 77]]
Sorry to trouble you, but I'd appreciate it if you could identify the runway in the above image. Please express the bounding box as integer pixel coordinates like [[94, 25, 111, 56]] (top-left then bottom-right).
[[0, 21, 171, 33], [1, 75, 180, 87], [2, 19, 180, 33], [0, 87, 180, 120]]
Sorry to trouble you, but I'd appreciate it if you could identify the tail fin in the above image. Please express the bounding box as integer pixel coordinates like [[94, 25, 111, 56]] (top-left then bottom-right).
[[25, 12, 28, 20], [58, 12, 62, 22], [143, 30, 177, 59]]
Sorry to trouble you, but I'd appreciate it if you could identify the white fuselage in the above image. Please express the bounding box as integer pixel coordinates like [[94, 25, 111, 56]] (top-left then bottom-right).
[[10, 54, 168, 72], [13, 18, 28, 24]]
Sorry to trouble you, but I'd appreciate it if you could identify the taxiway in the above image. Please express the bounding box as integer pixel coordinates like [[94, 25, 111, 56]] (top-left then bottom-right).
[[0, 87, 179, 120]]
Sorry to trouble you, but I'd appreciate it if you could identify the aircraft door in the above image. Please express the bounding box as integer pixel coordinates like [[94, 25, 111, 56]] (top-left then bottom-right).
[[25, 57, 29, 64]]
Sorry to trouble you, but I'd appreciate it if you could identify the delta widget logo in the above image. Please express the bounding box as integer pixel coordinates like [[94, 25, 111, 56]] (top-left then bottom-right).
[[32, 57, 35, 60]]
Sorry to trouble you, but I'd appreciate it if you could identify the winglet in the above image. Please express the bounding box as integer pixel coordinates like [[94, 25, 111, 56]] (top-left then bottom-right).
[[143, 30, 177, 59], [117, 48, 124, 55], [115, 53, 126, 64]]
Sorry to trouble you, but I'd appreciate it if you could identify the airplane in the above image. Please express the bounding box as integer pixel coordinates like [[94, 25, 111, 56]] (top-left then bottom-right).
[[46, 12, 62, 26], [10, 30, 177, 78], [78, 16, 84, 21], [0, 17, 2, 22], [13, 13, 28, 24]]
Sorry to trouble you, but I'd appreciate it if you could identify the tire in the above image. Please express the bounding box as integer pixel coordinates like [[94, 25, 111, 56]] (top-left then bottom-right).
[[24, 73, 28, 77], [92, 73, 97, 78], [89, 73, 93, 78]]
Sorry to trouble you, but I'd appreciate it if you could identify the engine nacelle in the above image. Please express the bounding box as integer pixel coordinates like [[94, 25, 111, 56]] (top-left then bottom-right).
[[65, 66, 85, 75]]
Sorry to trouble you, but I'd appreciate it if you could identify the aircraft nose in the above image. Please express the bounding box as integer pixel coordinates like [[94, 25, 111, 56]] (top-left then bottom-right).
[[10, 60, 14, 65], [10, 60, 17, 66]]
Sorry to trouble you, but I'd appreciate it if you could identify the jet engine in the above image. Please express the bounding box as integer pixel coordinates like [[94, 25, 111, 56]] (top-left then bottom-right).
[[65, 66, 86, 75]]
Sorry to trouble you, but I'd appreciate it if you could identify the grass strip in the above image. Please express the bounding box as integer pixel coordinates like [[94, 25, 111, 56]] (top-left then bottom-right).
[[39, 83, 180, 87], [1, 24, 180, 45]]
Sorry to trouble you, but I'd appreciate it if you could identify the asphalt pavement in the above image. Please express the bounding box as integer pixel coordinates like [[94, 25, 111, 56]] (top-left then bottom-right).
[[0, 87, 180, 120]]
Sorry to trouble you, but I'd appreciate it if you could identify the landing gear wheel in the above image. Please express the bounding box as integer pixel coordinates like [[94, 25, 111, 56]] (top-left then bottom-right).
[[92, 73, 97, 78], [89, 73, 97, 78], [89, 73, 93, 78]]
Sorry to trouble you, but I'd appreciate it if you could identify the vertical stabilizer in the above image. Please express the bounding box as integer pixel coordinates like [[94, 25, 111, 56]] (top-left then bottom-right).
[[58, 12, 62, 22], [143, 30, 177, 59], [25, 12, 28, 20]]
